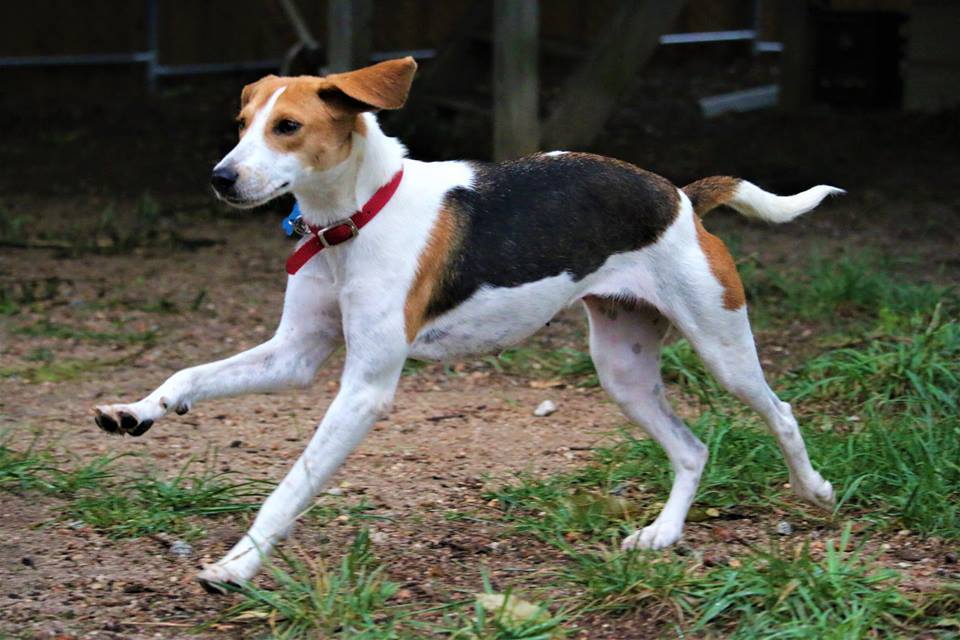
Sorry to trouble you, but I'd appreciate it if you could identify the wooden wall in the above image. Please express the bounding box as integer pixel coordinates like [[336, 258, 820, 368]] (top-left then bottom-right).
[[0, 0, 764, 65], [904, 0, 960, 111]]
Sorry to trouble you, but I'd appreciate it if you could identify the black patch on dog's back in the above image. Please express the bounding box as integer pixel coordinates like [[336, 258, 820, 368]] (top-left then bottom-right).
[[425, 153, 679, 319]]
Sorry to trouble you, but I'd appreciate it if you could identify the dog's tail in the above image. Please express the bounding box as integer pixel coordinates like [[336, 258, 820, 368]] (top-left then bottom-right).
[[683, 176, 844, 223]]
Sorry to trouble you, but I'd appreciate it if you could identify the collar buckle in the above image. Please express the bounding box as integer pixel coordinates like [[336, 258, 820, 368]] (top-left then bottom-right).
[[291, 216, 311, 237], [317, 217, 360, 248]]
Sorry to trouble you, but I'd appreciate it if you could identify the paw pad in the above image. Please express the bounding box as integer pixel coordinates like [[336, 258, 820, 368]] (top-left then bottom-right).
[[93, 408, 154, 437]]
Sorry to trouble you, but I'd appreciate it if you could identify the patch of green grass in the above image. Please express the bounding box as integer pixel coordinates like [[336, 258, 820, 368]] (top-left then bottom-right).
[[2, 444, 272, 539], [216, 529, 403, 639], [23, 347, 54, 362], [0, 358, 114, 383], [44, 455, 119, 495], [692, 525, 913, 639], [0, 441, 56, 492], [0, 276, 69, 316], [484, 346, 598, 387], [787, 307, 958, 418], [438, 577, 568, 639], [135, 296, 179, 314], [402, 358, 430, 376], [511, 308, 960, 536], [563, 546, 696, 616], [67, 461, 269, 539], [481, 498, 927, 637], [0, 296, 19, 316], [745, 252, 955, 324], [494, 405, 960, 543], [0, 439, 118, 496], [819, 414, 960, 537], [490, 313, 960, 538], [14, 319, 157, 345], [910, 584, 960, 633], [491, 417, 789, 547], [661, 339, 722, 405], [2, 321, 159, 382]]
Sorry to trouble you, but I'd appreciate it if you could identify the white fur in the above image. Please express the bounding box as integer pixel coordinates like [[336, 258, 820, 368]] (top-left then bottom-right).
[[729, 181, 845, 224], [96, 96, 836, 590]]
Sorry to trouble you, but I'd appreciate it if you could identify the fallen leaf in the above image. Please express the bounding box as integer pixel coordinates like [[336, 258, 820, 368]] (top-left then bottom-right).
[[528, 379, 564, 389], [475, 592, 548, 625]]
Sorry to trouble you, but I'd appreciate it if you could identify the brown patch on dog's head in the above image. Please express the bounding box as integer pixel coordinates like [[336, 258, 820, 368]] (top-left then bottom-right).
[[695, 216, 745, 310], [235, 57, 417, 171], [404, 205, 463, 342]]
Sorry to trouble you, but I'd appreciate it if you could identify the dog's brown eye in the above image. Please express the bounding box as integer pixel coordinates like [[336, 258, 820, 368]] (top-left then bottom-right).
[[274, 119, 302, 135], [237, 118, 246, 131]]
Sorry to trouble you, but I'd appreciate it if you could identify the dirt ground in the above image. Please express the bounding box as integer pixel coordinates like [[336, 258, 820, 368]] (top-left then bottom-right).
[[1, 57, 958, 639]]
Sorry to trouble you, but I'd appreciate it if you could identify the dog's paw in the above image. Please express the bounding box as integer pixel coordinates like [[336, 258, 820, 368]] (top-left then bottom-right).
[[196, 563, 249, 595], [621, 520, 684, 551], [792, 474, 835, 512], [93, 405, 155, 437]]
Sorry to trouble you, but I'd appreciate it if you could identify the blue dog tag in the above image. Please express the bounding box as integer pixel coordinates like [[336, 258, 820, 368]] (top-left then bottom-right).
[[282, 202, 302, 237]]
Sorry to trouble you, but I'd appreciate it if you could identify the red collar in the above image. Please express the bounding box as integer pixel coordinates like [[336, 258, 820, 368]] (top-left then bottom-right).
[[285, 168, 404, 275]]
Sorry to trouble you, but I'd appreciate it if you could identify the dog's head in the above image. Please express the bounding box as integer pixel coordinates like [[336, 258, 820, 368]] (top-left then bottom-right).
[[211, 57, 417, 208]]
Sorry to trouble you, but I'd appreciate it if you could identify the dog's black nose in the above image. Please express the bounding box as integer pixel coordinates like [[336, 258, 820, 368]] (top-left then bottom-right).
[[211, 166, 239, 194]]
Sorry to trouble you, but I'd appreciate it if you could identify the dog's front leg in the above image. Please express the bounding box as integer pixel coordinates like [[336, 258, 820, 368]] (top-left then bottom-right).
[[196, 313, 408, 591], [93, 274, 340, 436]]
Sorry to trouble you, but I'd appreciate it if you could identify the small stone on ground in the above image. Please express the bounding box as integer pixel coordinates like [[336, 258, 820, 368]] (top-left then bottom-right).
[[168, 540, 193, 557], [534, 400, 557, 417]]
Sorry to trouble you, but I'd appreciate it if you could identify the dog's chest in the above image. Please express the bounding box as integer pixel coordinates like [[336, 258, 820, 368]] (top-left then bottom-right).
[[408, 272, 578, 360]]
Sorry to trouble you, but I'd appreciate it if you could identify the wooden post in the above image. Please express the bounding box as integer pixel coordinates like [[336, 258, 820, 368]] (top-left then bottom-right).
[[493, 0, 539, 161], [327, 0, 372, 73], [778, 0, 814, 111], [542, 0, 686, 151]]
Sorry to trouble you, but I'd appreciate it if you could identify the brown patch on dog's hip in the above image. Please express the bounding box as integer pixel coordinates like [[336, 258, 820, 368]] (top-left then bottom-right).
[[694, 216, 745, 311]]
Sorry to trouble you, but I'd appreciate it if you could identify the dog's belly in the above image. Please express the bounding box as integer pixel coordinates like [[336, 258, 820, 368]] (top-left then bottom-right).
[[408, 273, 579, 360]]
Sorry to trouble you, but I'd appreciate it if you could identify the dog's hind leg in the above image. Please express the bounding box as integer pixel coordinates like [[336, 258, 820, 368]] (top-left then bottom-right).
[[584, 296, 708, 550], [660, 220, 834, 511], [670, 301, 835, 510]]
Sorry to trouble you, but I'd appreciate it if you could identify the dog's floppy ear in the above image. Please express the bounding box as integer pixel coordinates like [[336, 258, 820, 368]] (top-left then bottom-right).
[[319, 57, 417, 114], [241, 74, 279, 108]]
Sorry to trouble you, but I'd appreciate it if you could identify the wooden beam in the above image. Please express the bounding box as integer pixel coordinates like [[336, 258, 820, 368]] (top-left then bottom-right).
[[778, 0, 814, 111], [542, 0, 686, 151], [493, 0, 539, 161], [326, 0, 372, 72]]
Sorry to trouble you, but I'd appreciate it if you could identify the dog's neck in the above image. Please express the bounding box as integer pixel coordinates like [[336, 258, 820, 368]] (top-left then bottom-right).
[[293, 113, 406, 227]]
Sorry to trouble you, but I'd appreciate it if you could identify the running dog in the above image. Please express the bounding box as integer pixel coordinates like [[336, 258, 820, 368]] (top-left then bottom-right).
[[93, 57, 841, 591]]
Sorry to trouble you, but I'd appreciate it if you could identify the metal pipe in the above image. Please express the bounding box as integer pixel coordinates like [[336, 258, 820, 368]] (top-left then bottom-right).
[[755, 41, 784, 53], [153, 60, 283, 76], [0, 50, 436, 73], [659, 29, 757, 45], [0, 52, 153, 67], [700, 84, 779, 118], [369, 48, 437, 62]]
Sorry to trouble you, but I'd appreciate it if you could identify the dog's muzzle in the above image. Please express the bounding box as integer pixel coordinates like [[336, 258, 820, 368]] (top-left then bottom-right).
[[211, 166, 239, 197]]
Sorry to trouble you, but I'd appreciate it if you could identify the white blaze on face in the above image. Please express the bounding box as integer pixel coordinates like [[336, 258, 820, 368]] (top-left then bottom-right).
[[214, 86, 297, 207]]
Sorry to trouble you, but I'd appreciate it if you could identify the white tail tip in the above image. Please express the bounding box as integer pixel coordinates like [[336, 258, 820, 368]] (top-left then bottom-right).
[[731, 182, 845, 224]]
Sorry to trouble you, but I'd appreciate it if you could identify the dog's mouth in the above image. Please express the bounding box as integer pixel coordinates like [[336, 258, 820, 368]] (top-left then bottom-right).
[[217, 182, 291, 209]]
